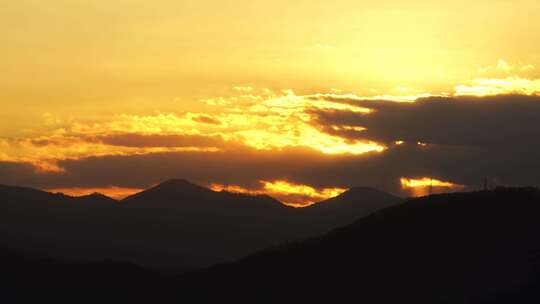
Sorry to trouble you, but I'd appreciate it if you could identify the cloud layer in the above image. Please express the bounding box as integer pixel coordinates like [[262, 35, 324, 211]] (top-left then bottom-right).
[[1, 87, 540, 201]]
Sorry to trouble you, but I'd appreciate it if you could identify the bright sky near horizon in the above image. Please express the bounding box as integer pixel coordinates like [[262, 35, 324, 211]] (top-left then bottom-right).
[[2, 0, 540, 204]]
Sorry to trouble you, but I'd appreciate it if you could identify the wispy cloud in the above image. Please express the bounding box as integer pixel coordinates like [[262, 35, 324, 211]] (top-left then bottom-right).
[[455, 77, 540, 96]]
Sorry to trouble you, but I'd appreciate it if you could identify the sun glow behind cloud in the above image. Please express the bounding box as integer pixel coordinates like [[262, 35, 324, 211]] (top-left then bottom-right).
[[455, 77, 540, 96], [3, 64, 540, 176], [210, 180, 347, 207], [400, 177, 464, 197], [0, 90, 388, 173], [1, 0, 540, 207]]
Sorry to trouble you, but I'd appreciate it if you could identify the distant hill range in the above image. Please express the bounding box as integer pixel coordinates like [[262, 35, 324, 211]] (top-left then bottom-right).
[[0, 179, 400, 270], [3, 187, 540, 304]]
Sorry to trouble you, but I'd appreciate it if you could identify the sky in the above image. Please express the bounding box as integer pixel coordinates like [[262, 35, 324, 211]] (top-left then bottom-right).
[[1, 0, 540, 205]]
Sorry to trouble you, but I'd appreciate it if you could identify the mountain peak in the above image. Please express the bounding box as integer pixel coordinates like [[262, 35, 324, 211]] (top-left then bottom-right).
[[309, 186, 401, 210], [122, 178, 213, 204], [155, 179, 199, 189], [76, 192, 118, 204]]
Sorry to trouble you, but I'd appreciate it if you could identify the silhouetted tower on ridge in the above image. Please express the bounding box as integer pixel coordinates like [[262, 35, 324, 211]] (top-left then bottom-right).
[[483, 177, 489, 191]]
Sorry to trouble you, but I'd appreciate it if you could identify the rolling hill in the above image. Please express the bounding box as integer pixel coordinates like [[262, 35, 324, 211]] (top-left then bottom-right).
[[4, 187, 540, 304], [177, 187, 540, 303], [0, 179, 401, 270]]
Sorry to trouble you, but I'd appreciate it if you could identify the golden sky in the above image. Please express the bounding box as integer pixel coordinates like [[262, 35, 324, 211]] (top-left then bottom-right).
[[2, 0, 540, 203]]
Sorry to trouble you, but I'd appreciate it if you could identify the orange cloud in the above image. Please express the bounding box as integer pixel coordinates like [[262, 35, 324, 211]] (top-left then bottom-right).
[[0, 134, 221, 173], [307, 92, 442, 103], [0, 90, 390, 173], [455, 77, 540, 97], [400, 177, 464, 197], [209, 184, 259, 195], [210, 180, 346, 207], [190, 114, 222, 125], [6, 80, 540, 175], [95, 133, 225, 148], [262, 180, 346, 207], [455, 59, 539, 96]]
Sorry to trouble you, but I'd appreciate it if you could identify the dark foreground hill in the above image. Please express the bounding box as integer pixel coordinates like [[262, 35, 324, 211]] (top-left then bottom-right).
[[0, 248, 169, 303], [0, 180, 399, 270], [3, 187, 540, 304], [177, 187, 540, 303]]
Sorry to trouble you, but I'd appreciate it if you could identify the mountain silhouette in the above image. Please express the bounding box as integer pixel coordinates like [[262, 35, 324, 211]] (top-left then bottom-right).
[[304, 186, 398, 217], [0, 179, 400, 270], [4, 187, 540, 303], [123, 178, 286, 212], [124, 179, 217, 204], [177, 187, 540, 303], [0, 248, 169, 303], [75, 192, 118, 205]]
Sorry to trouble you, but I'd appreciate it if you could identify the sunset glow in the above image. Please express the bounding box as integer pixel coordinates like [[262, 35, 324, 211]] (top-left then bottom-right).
[[0, 91, 387, 173], [1, 0, 540, 201], [209, 184, 257, 196], [455, 77, 540, 97], [210, 180, 347, 207], [46, 186, 143, 200], [400, 178, 464, 197], [3, 1, 540, 297]]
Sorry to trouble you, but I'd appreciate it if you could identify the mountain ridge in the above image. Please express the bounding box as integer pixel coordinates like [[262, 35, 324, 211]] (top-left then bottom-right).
[[0, 179, 401, 270], [31, 179, 398, 208], [3, 187, 540, 303]]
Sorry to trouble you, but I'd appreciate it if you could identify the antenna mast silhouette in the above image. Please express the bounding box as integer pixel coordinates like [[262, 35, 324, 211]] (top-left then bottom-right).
[[483, 177, 488, 191]]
